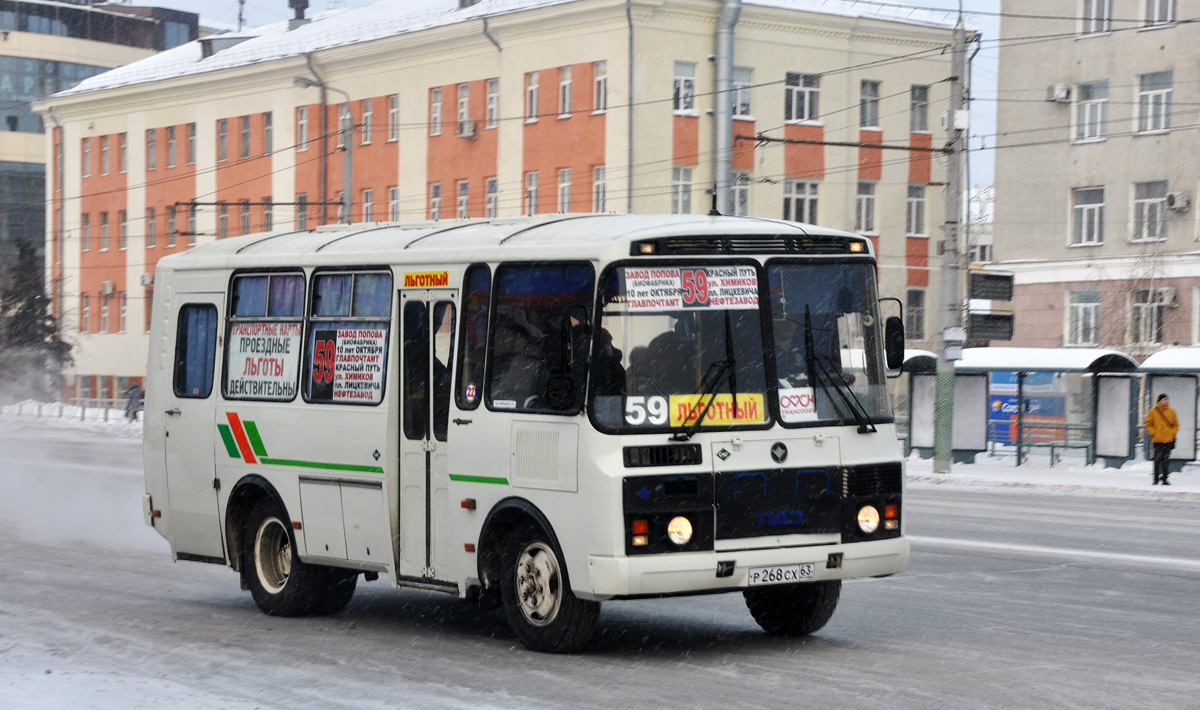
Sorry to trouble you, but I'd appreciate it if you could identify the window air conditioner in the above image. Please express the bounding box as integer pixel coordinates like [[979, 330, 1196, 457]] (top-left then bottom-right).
[[139, 272, 154, 286], [1156, 287, 1178, 308], [101, 280, 115, 296], [1166, 192, 1190, 212], [457, 119, 477, 139], [1046, 83, 1071, 103]]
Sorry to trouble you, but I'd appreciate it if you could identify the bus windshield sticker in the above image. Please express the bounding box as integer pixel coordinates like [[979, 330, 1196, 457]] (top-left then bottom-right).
[[624, 266, 758, 312], [226, 322, 302, 400], [778, 387, 818, 423], [402, 271, 450, 288], [667, 393, 765, 427], [309, 327, 387, 403]]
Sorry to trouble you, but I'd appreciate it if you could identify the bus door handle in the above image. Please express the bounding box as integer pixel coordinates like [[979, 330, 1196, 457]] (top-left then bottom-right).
[[453, 418, 472, 426], [165, 408, 181, 416]]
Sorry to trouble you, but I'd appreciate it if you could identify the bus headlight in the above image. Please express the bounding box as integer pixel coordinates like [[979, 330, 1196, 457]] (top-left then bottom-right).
[[856, 506, 880, 534], [667, 516, 693, 546]]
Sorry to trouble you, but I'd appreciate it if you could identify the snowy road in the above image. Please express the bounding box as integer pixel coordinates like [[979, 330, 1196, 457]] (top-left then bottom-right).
[[2, 421, 1200, 708]]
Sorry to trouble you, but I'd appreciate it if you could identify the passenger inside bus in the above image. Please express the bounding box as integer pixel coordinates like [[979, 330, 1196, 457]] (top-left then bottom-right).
[[490, 309, 543, 405]]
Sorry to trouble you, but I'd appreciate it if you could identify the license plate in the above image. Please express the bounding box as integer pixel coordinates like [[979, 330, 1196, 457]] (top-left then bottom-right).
[[747, 563, 815, 586]]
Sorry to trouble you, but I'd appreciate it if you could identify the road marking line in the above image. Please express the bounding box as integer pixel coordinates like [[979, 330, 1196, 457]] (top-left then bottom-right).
[[908, 535, 1200, 571]]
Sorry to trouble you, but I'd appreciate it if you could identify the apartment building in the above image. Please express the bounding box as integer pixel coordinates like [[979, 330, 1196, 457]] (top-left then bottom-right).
[[993, 0, 1200, 357], [38, 0, 955, 401]]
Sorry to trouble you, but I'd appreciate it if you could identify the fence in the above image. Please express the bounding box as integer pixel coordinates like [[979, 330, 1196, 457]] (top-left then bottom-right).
[[1, 397, 141, 422]]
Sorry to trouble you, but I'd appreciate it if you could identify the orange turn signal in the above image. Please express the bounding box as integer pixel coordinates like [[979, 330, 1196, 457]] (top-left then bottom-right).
[[884, 504, 898, 519], [631, 519, 649, 535]]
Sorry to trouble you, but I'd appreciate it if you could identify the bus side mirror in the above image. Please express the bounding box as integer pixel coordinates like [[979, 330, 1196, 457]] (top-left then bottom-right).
[[885, 316, 904, 370]]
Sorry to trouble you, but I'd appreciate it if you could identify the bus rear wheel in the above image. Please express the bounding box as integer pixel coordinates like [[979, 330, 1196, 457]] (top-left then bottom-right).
[[743, 580, 840, 636], [243, 498, 357, 616], [499, 524, 599, 653]]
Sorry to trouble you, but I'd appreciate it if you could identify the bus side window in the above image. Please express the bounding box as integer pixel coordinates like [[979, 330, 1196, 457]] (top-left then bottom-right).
[[173, 304, 217, 398], [432, 301, 456, 441], [455, 264, 489, 410]]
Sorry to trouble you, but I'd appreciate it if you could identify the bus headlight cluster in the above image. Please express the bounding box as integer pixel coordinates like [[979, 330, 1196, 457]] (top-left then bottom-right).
[[856, 505, 880, 534], [667, 516, 693, 546]]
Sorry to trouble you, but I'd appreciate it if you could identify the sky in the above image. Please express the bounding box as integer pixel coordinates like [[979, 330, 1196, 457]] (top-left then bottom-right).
[[123, 0, 1001, 186]]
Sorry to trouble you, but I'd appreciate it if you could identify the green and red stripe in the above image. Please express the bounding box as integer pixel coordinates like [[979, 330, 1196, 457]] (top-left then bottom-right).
[[218, 412, 383, 474]]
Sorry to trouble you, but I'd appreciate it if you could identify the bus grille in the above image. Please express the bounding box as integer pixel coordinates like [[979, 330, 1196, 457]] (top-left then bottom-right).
[[623, 444, 703, 468], [844, 463, 903, 497]]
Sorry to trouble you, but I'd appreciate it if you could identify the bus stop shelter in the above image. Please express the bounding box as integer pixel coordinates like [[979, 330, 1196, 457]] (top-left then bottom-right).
[[1139, 347, 1200, 472], [905, 347, 1138, 466]]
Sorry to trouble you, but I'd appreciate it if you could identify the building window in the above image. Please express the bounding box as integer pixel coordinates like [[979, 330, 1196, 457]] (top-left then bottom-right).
[[456, 181, 469, 218], [856, 183, 877, 233], [296, 194, 308, 230], [558, 66, 573, 117], [785, 73, 819, 122], [906, 289, 925, 340], [336, 192, 346, 223], [188, 205, 197, 245], [1130, 288, 1169, 344], [218, 119, 228, 161], [593, 62, 607, 113], [240, 199, 250, 235], [146, 208, 156, 249], [388, 95, 400, 141], [100, 136, 109, 175], [486, 177, 499, 218], [1132, 180, 1168, 242], [430, 87, 442, 135], [1082, 0, 1112, 33], [1072, 187, 1105, 245], [1137, 71, 1171, 133], [297, 107, 308, 151], [486, 80, 499, 128], [671, 166, 692, 214], [1066, 290, 1100, 346], [911, 85, 929, 132], [187, 123, 196, 164], [264, 112, 273, 154], [1145, 0, 1175, 25], [388, 187, 400, 221], [1075, 81, 1108, 141], [263, 197, 273, 232], [783, 180, 818, 223], [525, 72, 539, 122], [81, 213, 90, 251], [82, 138, 91, 177], [556, 168, 571, 212], [338, 104, 351, 148], [118, 210, 127, 250], [100, 294, 109, 333], [361, 99, 372, 145], [733, 172, 749, 216], [167, 206, 176, 246], [906, 185, 926, 236], [166, 126, 176, 168], [592, 165, 606, 213], [732, 67, 752, 118], [673, 62, 696, 113], [79, 293, 90, 334], [429, 182, 442, 220], [219, 202, 228, 239], [362, 188, 373, 222], [241, 116, 251, 159], [146, 130, 156, 170], [525, 171, 539, 215], [457, 83, 470, 133], [100, 212, 109, 251], [860, 80, 880, 128], [120, 293, 127, 334], [119, 133, 127, 173]]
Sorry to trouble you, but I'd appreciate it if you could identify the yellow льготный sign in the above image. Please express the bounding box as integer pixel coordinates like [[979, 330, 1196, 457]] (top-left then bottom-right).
[[403, 271, 450, 288], [668, 393, 765, 427]]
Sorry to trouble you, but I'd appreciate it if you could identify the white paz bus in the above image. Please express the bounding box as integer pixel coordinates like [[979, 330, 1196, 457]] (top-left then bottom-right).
[[143, 214, 909, 652]]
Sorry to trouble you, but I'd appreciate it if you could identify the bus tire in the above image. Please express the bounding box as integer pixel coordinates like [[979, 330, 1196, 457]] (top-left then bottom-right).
[[312, 569, 358, 615], [499, 523, 599, 653], [243, 498, 333, 617], [743, 580, 840, 636]]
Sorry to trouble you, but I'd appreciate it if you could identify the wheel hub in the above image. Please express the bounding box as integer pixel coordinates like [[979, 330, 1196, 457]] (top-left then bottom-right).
[[254, 516, 291, 595], [514, 541, 562, 627]]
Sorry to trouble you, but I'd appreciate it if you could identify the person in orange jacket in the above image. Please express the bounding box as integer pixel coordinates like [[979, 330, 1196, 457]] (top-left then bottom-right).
[[1144, 393, 1179, 485]]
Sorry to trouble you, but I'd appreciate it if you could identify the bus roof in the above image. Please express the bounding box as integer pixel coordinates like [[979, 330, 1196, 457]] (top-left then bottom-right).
[[155, 213, 870, 272]]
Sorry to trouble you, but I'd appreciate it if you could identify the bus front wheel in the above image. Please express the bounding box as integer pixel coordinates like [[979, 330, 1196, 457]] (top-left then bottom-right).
[[743, 580, 840, 636], [242, 498, 357, 616], [499, 523, 599, 653]]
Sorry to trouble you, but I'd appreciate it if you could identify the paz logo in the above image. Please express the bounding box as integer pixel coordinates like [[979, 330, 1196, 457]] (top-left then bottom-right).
[[717, 448, 732, 461]]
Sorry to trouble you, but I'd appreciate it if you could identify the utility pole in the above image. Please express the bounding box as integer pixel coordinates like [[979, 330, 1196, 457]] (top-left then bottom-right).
[[933, 16, 968, 474], [238, 0, 245, 32]]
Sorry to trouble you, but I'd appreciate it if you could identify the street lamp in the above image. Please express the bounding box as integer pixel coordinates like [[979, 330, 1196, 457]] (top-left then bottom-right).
[[292, 70, 353, 225]]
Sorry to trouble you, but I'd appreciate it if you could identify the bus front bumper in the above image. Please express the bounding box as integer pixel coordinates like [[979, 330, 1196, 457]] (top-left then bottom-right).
[[582, 537, 909, 600]]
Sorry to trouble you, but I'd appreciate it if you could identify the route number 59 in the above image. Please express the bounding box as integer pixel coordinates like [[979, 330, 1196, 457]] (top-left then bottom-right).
[[625, 395, 668, 425]]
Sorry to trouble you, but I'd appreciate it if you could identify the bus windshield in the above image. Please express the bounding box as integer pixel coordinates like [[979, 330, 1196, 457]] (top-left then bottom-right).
[[590, 264, 770, 434], [767, 261, 892, 427]]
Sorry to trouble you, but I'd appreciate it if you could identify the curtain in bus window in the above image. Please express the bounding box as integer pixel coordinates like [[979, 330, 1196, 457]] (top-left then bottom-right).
[[455, 265, 490, 410], [268, 274, 305, 317], [174, 304, 217, 398], [403, 301, 429, 440], [488, 263, 594, 413], [231, 275, 268, 317]]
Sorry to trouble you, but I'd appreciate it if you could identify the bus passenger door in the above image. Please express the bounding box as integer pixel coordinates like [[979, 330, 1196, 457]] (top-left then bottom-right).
[[398, 290, 457, 581], [162, 294, 225, 560]]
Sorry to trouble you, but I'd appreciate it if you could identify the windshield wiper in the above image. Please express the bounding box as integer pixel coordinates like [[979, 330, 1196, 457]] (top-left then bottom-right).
[[803, 307, 876, 434], [671, 310, 739, 441]]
